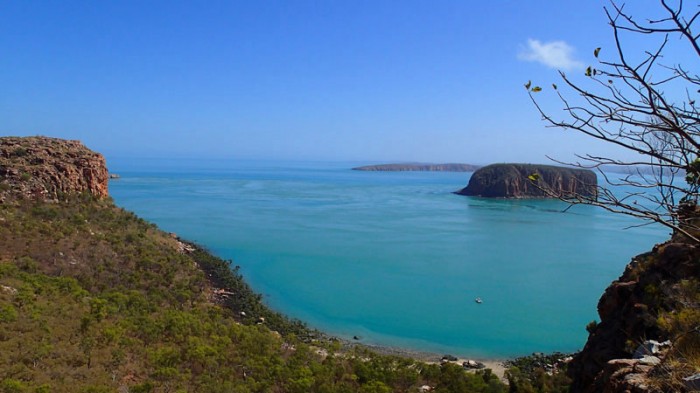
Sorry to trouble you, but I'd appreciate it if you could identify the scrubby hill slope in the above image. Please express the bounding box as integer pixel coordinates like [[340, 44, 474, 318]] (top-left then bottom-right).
[[0, 136, 506, 393]]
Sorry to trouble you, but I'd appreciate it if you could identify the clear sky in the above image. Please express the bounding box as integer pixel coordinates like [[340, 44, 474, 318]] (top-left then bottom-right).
[[0, 1, 683, 165]]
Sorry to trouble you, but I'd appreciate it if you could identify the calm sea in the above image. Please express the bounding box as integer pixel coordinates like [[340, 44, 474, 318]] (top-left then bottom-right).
[[108, 158, 668, 359]]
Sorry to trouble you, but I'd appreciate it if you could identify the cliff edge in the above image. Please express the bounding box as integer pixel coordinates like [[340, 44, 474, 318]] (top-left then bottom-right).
[[569, 227, 700, 392], [0, 136, 108, 202], [456, 163, 597, 199]]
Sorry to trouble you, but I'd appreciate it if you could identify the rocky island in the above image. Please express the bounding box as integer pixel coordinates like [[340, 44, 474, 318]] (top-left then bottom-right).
[[455, 163, 597, 199], [353, 163, 481, 172]]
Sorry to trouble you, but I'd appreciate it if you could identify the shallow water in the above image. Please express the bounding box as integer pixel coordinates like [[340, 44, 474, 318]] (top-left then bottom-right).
[[108, 159, 668, 358]]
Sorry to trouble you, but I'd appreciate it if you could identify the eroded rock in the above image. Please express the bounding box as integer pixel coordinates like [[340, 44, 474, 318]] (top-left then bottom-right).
[[0, 136, 109, 202], [455, 163, 597, 199], [568, 239, 700, 393]]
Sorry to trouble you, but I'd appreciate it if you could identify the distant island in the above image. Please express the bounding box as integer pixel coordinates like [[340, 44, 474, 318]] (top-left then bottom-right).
[[353, 163, 481, 172], [455, 163, 597, 199]]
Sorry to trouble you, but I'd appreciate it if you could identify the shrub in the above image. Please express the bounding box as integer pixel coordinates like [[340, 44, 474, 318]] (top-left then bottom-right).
[[585, 320, 598, 334], [0, 379, 26, 393]]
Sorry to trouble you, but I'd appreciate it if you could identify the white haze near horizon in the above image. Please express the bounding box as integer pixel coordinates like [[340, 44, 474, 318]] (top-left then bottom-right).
[[2, 2, 685, 167]]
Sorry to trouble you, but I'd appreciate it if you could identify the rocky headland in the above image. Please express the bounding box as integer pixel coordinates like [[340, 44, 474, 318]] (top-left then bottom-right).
[[0, 136, 109, 202], [456, 163, 597, 199], [353, 163, 481, 172], [568, 231, 700, 393]]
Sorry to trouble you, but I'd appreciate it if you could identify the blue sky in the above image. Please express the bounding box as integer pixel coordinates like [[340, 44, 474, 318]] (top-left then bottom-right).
[[0, 1, 679, 165]]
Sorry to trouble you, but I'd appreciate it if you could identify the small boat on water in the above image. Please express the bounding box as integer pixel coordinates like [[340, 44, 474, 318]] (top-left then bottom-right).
[[475, 297, 483, 304]]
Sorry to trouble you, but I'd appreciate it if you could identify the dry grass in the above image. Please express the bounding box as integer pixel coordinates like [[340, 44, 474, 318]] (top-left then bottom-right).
[[648, 279, 700, 392]]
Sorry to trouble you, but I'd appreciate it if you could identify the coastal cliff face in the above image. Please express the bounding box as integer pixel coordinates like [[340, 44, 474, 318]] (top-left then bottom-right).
[[569, 233, 700, 393], [0, 136, 109, 202], [456, 163, 597, 199]]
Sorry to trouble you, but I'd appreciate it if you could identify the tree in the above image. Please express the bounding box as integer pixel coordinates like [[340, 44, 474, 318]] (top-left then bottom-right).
[[527, 0, 700, 242]]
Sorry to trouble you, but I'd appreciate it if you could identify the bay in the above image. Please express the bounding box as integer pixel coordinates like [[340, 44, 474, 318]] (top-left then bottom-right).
[[108, 158, 669, 359]]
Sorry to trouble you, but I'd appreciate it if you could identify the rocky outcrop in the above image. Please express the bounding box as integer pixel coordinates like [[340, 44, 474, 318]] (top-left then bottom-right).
[[353, 163, 481, 172], [455, 163, 597, 199], [569, 237, 700, 392], [0, 136, 109, 202]]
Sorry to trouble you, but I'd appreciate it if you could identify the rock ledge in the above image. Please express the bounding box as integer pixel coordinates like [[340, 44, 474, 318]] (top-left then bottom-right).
[[0, 136, 109, 202]]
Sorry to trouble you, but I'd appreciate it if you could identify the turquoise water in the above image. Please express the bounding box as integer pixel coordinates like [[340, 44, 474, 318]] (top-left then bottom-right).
[[108, 159, 669, 359]]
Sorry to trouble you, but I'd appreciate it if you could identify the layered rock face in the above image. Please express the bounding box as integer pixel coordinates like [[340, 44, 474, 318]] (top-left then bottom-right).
[[456, 163, 597, 199], [0, 136, 109, 202], [569, 238, 700, 392]]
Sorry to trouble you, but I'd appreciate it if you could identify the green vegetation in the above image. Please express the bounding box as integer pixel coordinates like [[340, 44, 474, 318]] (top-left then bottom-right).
[[651, 277, 700, 391], [584, 321, 597, 334], [503, 353, 571, 393], [11, 147, 28, 158], [188, 247, 313, 339], [0, 195, 517, 392]]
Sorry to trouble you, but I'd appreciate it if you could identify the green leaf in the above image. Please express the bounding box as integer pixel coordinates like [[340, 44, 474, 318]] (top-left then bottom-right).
[[524, 80, 532, 90], [528, 173, 540, 181], [531, 86, 542, 92], [585, 67, 592, 77], [594, 47, 601, 58], [552, 83, 558, 90]]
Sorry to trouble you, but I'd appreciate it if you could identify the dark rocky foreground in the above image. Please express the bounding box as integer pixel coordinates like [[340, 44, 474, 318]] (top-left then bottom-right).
[[568, 236, 700, 392], [456, 163, 597, 199]]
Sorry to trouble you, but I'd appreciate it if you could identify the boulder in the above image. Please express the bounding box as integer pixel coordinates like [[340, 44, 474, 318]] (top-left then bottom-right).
[[683, 373, 700, 391], [462, 360, 486, 369], [632, 340, 671, 359]]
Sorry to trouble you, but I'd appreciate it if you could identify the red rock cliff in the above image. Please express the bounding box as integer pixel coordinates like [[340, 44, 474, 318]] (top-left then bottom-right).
[[455, 163, 597, 199], [0, 136, 109, 202], [568, 237, 700, 392]]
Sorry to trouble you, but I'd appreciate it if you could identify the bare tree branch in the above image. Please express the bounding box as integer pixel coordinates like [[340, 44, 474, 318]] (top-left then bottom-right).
[[527, 0, 700, 243]]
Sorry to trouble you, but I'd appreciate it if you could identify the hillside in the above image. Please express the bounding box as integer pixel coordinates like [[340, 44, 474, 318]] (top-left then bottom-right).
[[0, 136, 511, 392]]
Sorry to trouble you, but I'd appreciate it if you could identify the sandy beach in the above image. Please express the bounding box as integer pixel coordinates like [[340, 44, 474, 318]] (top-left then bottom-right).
[[347, 342, 508, 379]]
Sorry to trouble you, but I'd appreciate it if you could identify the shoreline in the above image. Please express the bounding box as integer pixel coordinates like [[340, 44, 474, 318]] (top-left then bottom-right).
[[187, 237, 512, 377], [341, 340, 508, 379]]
